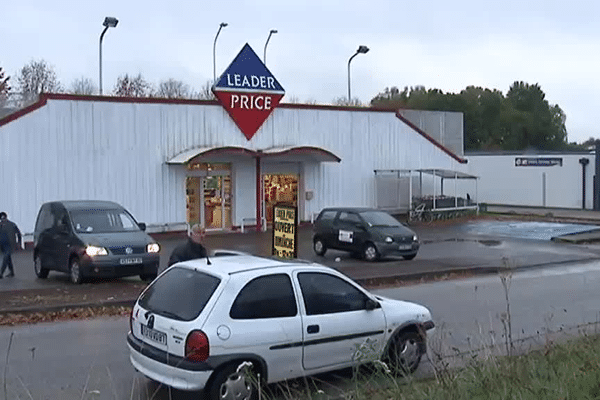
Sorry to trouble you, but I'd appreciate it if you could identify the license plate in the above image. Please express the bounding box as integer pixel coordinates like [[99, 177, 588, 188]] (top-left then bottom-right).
[[120, 257, 142, 265], [141, 324, 167, 345], [398, 244, 412, 250]]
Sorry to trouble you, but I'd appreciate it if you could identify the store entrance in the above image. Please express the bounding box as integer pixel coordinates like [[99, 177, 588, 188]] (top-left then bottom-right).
[[186, 163, 231, 230], [263, 174, 298, 225]]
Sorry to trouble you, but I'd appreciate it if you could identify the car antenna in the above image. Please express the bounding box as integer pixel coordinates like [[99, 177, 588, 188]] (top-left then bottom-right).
[[206, 255, 212, 265]]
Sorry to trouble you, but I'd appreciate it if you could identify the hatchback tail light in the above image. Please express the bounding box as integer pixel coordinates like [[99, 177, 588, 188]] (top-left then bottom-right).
[[185, 330, 209, 362]]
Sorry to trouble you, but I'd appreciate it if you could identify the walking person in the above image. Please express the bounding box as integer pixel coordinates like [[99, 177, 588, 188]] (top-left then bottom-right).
[[168, 224, 209, 266], [0, 212, 22, 278]]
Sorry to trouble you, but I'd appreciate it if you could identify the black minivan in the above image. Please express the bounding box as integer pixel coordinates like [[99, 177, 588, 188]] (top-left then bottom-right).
[[312, 207, 419, 261], [33, 200, 160, 284]]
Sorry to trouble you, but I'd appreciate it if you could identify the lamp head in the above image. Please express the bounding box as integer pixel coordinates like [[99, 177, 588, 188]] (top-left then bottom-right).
[[103, 17, 119, 28], [357, 45, 369, 54], [220, 22, 228, 28], [270, 29, 278, 34]]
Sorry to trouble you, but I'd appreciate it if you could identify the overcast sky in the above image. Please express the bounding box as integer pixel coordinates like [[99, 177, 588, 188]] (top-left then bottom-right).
[[3, 0, 599, 144]]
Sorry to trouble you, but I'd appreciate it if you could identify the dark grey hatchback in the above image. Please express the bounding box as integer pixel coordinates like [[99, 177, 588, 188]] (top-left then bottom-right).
[[33, 201, 160, 284], [312, 208, 419, 261]]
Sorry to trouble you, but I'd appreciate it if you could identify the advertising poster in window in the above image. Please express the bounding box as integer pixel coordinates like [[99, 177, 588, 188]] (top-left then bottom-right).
[[272, 203, 298, 259]]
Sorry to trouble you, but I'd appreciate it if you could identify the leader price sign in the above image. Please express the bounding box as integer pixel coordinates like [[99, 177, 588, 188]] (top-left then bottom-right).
[[213, 43, 285, 140], [272, 203, 297, 259]]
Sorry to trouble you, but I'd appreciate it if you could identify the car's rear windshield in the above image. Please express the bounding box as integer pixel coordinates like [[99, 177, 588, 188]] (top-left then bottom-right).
[[359, 211, 401, 227], [70, 208, 140, 233], [137, 267, 221, 321]]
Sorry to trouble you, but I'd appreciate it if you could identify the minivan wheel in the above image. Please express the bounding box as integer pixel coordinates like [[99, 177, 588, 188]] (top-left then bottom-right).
[[34, 255, 49, 279], [363, 243, 379, 262], [313, 237, 327, 256], [208, 362, 258, 400], [69, 257, 83, 284]]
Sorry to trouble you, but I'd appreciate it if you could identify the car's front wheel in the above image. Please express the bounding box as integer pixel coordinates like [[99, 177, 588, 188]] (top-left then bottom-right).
[[69, 257, 84, 284], [34, 254, 49, 279], [313, 237, 327, 256], [207, 362, 259, 400], [403, 254, 417, 260], [386, 330, 424, 375], [140, 273, 157, 282], [363, 242, 379, 262]]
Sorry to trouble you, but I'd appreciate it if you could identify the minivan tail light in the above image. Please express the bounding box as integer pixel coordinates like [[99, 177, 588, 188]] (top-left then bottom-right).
[[185, 330, 209, 362]]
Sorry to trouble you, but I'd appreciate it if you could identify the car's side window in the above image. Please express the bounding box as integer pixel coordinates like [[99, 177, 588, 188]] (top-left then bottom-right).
[[298, 272, 369, 315], [230, 273, 297, 319], [338, 212, 361, 225], [318, 210, 337, 221]]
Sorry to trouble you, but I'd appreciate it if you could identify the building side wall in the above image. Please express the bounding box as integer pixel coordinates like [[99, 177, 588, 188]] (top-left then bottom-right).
[[463, 154, 595, 208], [0, 99, 462, 234]]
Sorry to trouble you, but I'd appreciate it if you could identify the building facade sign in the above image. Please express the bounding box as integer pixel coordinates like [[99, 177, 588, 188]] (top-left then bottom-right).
[[213, 43, 285, 140], [515, 157, 563, 167]]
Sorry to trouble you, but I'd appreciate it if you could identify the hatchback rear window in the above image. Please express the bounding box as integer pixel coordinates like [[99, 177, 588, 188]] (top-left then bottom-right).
[[137, 267, 221, 321]]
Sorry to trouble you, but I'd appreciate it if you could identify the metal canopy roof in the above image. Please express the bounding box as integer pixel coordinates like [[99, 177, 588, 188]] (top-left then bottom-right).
[[167, 146, 341, 164], [374, 168, 478, 180]]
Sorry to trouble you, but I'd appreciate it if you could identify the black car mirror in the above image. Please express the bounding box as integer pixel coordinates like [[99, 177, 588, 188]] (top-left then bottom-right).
[[138, 222, 147, 231], [365, 298, 379, 310]]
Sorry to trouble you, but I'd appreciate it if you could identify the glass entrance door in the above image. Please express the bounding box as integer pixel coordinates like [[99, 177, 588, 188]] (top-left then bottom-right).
[[263, 174, 298, 225], [186, 163, 231, 230]]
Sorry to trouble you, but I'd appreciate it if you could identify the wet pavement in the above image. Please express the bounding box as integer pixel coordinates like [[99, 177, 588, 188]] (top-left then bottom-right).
[[3, 208, 600, 313]]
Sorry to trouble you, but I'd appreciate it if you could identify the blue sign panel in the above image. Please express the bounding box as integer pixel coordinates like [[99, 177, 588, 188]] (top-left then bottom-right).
[[215, 43, 285, 93]]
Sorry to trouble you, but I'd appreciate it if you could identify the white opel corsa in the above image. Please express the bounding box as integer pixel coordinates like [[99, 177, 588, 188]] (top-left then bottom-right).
[[127, 253, 435, 399]]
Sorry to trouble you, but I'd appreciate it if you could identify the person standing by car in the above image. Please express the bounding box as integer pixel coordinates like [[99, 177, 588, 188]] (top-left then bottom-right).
[[168, 224, 208, 266], [0, 212, 22, 278]]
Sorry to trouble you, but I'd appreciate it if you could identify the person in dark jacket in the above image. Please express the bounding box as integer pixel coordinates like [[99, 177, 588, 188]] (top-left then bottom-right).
[[0, 212, 22, 278], [168, 224, 208, 266]]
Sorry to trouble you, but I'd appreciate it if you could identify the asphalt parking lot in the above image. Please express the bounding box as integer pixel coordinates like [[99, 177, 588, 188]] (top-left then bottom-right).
[[4, 208, 600, 294]]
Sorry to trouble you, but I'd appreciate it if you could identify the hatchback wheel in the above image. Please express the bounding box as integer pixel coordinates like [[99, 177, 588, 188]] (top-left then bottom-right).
[[208, 362, 258, 400], [140, 273, 157, 282], [387, 331, 424, 375], [363, 242, 379, 262], [69, 257, 83, 284], [313, 237, 327, 256], [34, 255, 49, 279]]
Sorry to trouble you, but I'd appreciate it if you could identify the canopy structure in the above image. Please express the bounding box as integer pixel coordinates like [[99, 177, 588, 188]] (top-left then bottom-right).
[[167, 145, 341, 164], [374, 168, 479, 213]]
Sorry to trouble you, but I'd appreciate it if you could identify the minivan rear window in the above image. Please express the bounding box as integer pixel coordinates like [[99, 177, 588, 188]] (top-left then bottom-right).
[[137, 267, 221, 321]]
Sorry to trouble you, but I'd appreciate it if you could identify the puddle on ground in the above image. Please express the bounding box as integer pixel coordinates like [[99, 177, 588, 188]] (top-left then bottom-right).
[[466, 221, 600, 241]]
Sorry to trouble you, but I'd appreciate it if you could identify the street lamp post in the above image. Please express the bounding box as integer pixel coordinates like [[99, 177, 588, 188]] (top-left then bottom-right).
[[99, 16, 119, 95], [347, 45, 369, 103], [263, 29, 278, 64], [213, 22, 228, 83]]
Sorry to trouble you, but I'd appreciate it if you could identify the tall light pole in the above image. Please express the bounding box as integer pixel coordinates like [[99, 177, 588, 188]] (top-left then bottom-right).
[[263, 29, 278, 64], [347, 45, 369, 103], [213, 22, 228, 83], [99, 16, 119, 95]]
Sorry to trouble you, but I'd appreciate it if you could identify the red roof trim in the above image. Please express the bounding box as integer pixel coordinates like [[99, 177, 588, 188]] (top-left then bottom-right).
[[395, 111, 467, 164], [0, 95, 49, 127]]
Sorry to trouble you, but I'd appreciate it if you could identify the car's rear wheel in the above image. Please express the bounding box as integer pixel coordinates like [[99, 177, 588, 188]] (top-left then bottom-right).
[[363, 242, 379, 262], [208, 362, 259, 400], [313, 237, 327, 256], [34, 254, 49, 279], [386, 330, 424, 375], [69, 257, 83, 284], [403, 254, 417, 260]]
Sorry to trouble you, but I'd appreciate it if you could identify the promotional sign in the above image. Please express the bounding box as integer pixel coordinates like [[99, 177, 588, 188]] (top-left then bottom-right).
[[213, 43, 285, 140], [272, 203, 297, 259], [515, 157, 563, 167]]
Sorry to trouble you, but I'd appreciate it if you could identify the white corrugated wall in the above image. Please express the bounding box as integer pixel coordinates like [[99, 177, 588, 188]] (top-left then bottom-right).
[[0, 97, 463, 235]]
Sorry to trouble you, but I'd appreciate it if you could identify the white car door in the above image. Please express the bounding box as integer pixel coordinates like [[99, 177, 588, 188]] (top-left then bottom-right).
[[295, 271, 386, 370]]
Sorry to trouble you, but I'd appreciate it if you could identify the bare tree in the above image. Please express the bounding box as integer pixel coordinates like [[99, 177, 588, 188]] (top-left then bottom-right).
[[70, 77, 97, 95], [113, 73, 152, 97], [156, 78, 190, 99], [0, 67, 10, 99], [194, 80, 216, 100], [17, 59, 63, 96], [282, 95, 300, 104]]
